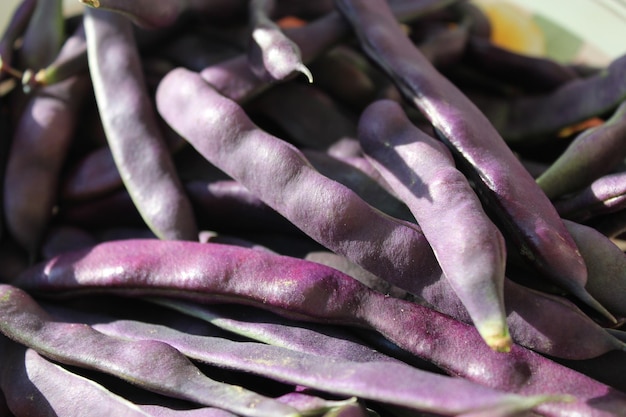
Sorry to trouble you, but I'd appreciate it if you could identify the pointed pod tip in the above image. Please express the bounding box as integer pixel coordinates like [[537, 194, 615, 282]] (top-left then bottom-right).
[[296, 63, 313, 84], [571, 286, 617, 324]]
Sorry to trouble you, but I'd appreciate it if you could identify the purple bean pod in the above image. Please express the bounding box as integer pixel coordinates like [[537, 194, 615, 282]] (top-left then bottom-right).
[[156, 67, 621, 355], [11, 239, 626, 416], [464, 36, 579, 93], [480, 53, 626, 143], [84, 8, 198, 241], [357, 99, 509, 351], [564, 219, 626, 319], [247, 0, 313, 83], [247, 82, 357, 150], [0, 284, 301, 417], [537, 101, 626, 200], [86, 318, 559, 416], [334, 0, 613, 323], [0, 0, 36, 81], [554, 171, 626, 223], [0, 340, 154, 417], [15, 0, 63, 71], [3, 24, 91, 255]]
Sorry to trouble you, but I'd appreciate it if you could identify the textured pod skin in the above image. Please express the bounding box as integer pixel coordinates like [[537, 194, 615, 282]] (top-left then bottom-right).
[[358, 99, 509, 351], [0, 341, 153, 417], [11, 239, 626, 417], [0, 284, 301, 417], [84, 8, 198, 241], [334, 0, 614, 322], [156, 67, 620, 359]]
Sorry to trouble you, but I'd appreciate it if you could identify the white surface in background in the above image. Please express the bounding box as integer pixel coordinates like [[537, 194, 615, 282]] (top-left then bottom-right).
[[0, 0, 83, 33], [491, 0, 626, 59]]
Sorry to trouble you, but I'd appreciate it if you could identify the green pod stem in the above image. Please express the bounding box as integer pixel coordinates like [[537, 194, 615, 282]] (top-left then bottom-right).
[[564, 219, 626, 319], [0, 342, 154, 417], [14, 239, 626, 416], [16, 0, 64, 71], [0, 0, 37, 81], [357, 99, 509, 352], [554, 171, 626, 222], [537, 100, 626, 200], [335, 0, 613, 323], [79, 0, 248, 29], [3, 25, 91, 256], [480, 53, 626, 144], [247, 0, 312, 83], [84, 8, 198, 241], [0, 284, 301, 417], [463, 36, 579, 93]]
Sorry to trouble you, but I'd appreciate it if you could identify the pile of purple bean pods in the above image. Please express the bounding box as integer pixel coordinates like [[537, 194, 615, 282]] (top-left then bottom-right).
[[1, 0, 626, 416]]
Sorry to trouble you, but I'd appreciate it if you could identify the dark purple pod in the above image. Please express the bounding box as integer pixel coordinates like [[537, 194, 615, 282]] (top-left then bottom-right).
[[40, 226, 98, 260], [554, 171, 626, 222], [84, 7, 198, 241], [61, 145, 123, 202], [12, 239, 626, 416], [3, 63, 90, 254], [335, 0, 613, 323], [185, 179, 302, 235], [416, 15, 470, 68], [537, 101, 626, 200], [57, 188, 145, 231], [480, 53, 626, 144], [563, 219, 626, 319], [301, 150, 414, 222], [464, 36, 578, 93], [0, 0, 36, 81], [157, 33, 242, 73], [16, 0, 63, 71], [247, 82, 357, 150], [358, 99, 509, 351], [307, 46, 379, 112]]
